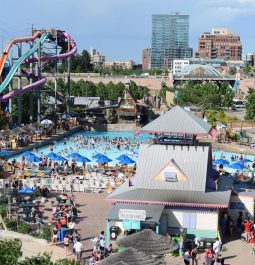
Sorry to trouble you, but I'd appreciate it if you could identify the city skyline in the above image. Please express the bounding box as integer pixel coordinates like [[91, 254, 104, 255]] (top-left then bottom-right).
[[0, 0, 254, 62]]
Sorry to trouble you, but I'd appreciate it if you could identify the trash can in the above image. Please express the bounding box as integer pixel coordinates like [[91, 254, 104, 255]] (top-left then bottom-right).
[[110, 226, 120, 240], [58, 228, 68, 241]]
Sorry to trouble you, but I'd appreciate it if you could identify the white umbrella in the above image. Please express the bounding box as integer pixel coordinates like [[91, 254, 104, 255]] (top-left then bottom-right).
[[41, 119, 53, 125]]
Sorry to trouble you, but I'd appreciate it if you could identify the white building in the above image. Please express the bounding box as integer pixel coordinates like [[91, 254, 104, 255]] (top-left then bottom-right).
[[90, 48, 105, 67], [173, 59, 190, 75]]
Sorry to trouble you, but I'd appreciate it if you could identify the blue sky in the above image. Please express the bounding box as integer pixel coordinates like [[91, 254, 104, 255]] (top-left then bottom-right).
[[0, 0, 254, 62]]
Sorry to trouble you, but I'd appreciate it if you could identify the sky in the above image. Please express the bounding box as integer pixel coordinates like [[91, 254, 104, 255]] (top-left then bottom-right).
[[0, 0, 254, 63]]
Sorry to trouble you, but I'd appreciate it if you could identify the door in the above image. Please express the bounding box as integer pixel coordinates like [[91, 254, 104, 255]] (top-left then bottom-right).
[[159, 214, 168, 235]]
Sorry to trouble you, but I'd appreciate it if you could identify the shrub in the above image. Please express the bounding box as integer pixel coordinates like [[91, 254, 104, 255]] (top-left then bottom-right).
[[17, 222, 31, 234], [0, 238, 22, 265], [5, 218, 17, 231], [0, 205, 7, 218]]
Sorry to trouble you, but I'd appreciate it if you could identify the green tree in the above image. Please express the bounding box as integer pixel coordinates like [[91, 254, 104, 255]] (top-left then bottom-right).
[[0, 239, 22, 265], [229, 67, 236, 76], [95, 82, 108, 99], [219, 82, 234, 109], [0, 110, 8, 129], [244, 62, 252, 75], [245, 89, 255, 119]]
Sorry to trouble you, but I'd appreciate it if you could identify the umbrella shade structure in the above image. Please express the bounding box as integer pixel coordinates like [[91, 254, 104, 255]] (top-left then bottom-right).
[[92, 153, 108, 159], [214, 159, 229, 165], [2, 129, 12, 136], [61, 113, 72, 119], [96, 156, 112, 163], [116, 154, 128, 160], [23, 124, 36, 132], [68, 153, 91, 162], [118, 155, 135, 165], [46, 152, 66, 161], [239, 159, 252, 163], [11, 127, 26, 134], [27, 155, 42, 163], [117, 229, 179, 256], [41, 119, 53, 125], [99, 247, 164, 265], [229, 162, 246, 170], [0, 150, 12, 156], [20, 151, 36, 157], [19, 187, 35, 193]]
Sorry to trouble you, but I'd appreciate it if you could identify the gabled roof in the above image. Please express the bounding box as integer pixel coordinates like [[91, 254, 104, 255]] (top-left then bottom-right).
[[134, 142, 210, 192], [139, 106, 212, 135]]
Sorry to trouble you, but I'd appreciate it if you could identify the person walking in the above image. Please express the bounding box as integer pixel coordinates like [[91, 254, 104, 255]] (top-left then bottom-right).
[[73, 238, 84, 263], [249, 234, 255, 255], [64, 234, 70, 256], [213, 237, 222, 260], [191, 247, 198, 265]]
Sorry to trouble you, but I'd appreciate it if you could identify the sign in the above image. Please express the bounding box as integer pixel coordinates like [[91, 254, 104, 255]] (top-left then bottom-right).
[[123, 219, 141, 230], [119, 209, 146, 221]]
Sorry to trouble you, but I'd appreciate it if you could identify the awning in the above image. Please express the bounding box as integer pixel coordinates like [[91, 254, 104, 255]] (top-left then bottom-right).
[[107, 203, 164, 223]]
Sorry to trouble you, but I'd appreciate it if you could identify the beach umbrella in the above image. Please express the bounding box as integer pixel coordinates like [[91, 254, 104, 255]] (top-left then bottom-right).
[[11, 127, 26, 135], [27, 155, 42, 163], [19, 187, 35, 193], [2, 129, 12, 136], [214, 159, 229, 165], [92, 153, 108, 159], [68, 153, 91, 162], [41, 119, 53, 125], [239, 158, 252, 163], [61, 113, 72, 120], [46, 152, 66, 161], [116, 154, 127, 160], [99, 247, 164, 265], [0, 150, 12, 157], [20, 151, 36, 157], [23, 124, 35, 132], [229, 162, 246, 170], [118, 155, 135, 165], [117, 229, 179, 256], [96, 156, 112, 163]]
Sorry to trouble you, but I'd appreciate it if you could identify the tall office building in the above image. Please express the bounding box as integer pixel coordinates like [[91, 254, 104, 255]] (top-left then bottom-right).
[[151, 13, 193, 70], [195, 28, 242, 61]]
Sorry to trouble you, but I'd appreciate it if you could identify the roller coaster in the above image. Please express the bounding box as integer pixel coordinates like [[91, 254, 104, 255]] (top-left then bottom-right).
[[0, 28, 77, 123]]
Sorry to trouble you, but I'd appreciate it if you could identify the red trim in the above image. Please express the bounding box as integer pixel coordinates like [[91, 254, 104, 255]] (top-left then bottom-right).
[[106, 199, 228, 209], [135, 130, 210, 136]]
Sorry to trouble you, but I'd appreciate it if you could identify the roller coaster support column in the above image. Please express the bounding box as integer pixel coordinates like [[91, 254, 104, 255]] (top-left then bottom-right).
[[17, 43, 22, 126], [36, 42, 42, 122], [8, 55, 13, 123], [67, 36, 71, 113], [54, 32, 58, 114], [29, 42, 34, 122]]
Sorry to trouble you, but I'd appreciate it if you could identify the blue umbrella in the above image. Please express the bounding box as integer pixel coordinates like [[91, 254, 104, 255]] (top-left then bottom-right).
[[118, 156, 135, 165], [96, 156, 112, 163], [27, 155, 41, 163], [239, 159, 252, 163], [68, 153, 91, 162], [46, 152, 66, 161], [214, 159, 229, 165], [41, 119, 53, 125], [0, 150, 12, 156], [19, 187, 35, 193], [229, 162, 246, 170], [20, 151, 36, 157], [92, 153, 108, 159], [116, 154, 128, 160]]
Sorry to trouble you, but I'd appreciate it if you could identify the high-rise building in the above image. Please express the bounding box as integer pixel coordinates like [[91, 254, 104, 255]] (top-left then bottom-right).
[[142, 48, 151, 70], [195, 28, 242, 61], [151, 13, 193, 70]]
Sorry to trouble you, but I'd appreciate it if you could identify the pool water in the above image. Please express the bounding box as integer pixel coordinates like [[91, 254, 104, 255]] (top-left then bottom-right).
[[12, 131, 255, 168], [13, 131, 151, 165]]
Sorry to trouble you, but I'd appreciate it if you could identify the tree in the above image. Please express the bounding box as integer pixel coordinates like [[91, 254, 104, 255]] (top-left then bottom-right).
[[245, 88, 255, 119], [95, 82, 108, 99], [243, 62, 252, 75], [219, 82, 234, 110], [0, 239, 22, 265], [0, 110, 8, 129]]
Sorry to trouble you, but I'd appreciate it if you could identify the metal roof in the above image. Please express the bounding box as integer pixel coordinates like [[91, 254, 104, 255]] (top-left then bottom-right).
[[107, 188, 231, 208], [106, 203, 164, 223], [134, 142, 210, 192], [139, 106, 212, 135]]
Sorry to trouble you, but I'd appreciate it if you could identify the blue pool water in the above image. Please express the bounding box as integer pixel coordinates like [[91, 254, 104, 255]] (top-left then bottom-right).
[[12, 131, 255, 169]]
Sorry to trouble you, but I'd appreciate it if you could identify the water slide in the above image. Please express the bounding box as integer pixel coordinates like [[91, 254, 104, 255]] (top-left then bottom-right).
[[0, 31, 42, 77], [0, 31, 77, 102]]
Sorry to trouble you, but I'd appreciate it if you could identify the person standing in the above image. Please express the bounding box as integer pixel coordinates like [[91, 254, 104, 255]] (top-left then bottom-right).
[[213, 237, 222, 260], [249, 234, 255, 255], [183, 249, 191, 265], [64, 234, 70, 256], [191, 247, 198, 265], [73, 238, 84, 262]]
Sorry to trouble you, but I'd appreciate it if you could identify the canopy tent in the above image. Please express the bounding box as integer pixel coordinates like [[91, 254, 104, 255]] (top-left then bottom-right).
[[99, 247, 164, 265], [61, 113, 72, 120], [117, 229, 179, 256], [20, 151, 36, 157], [41, 119, 53, 125], [0, 150, 12, 157], [214, 159, 229, 165], [96, 156, 112, 163], [46, 152, 66, 161], [19, 187, 35, 193], [92, 153, 108, 159]]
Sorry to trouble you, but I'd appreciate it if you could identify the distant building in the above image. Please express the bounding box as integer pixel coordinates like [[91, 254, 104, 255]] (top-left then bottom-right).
[[195, 28, 242, 61], [151, 13, 193, 70], [142, 48, 151, 70], [90, 48, 105, 67], [173, 59, 190, 75], [104, 60, 134, 70]]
